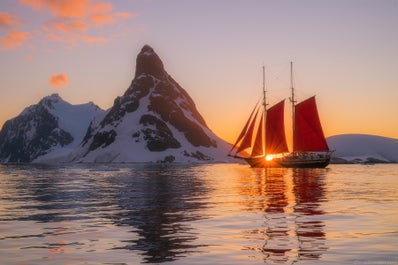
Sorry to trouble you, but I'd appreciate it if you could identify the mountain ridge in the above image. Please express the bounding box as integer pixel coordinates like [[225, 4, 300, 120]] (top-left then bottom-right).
[[327, 134, 398, 163], [0, 94, 104, 163]]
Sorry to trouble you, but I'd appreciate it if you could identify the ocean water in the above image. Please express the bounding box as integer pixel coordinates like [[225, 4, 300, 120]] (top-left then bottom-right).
[[0, 163, 397, 265]]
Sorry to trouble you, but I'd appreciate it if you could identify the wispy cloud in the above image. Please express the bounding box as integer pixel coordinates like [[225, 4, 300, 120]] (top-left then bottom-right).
[[90, 2, 112, 13], [18, 0, 137, 46], [83, 35, 106, 43], [49, 73, 68, 88], [115, 12, 136, 20], [90, 13, 114, 25], [0, 29, 31, 49], [0, 1, 137, 52], [0, 12, 19, 28], [43, 18, 87, 33]]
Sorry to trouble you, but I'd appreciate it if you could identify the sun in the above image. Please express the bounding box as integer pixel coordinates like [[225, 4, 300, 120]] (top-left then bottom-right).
[[265, 155, 273, 161]]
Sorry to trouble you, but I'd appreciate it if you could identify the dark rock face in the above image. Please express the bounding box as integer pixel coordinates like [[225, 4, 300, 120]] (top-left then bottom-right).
[[183, 150, 212, 161], [147, 76, 216, 147], [82, 44, 217, 156], [88, 130, 116, 151], [137, 114, 181, 151], [135, 45, 165, 78], [99, 74, 154, 129], [0, 104, 73, 162]]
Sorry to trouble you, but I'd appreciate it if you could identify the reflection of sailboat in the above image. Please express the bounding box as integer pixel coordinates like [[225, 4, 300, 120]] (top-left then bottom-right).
[[292, 169, 328, 260], [229, 63, 332, 168], [239, 168, 328, 263]]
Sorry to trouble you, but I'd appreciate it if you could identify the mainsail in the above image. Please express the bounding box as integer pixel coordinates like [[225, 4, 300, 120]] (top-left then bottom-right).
[[293, 96, 329, 151], [266, 100, 289, 154]]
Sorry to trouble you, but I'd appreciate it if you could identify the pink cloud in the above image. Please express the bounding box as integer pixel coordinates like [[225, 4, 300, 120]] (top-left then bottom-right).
[[43, 18, 87, 33], [0, 12, 19, 28], [45, 32, 79, 45], [49, 73, 68, 88], [90, 2, 113, 13], [25, 54, 34, 61], [47, 33, 62, 42], [0, 29, 31, 49], [90, 13, 114, 25], [115, 12, 137, 20], [83, 35, 106, 43]]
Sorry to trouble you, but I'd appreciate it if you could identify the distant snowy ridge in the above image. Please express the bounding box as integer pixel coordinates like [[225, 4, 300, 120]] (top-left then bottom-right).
[[0, 94, 104, 163], [327, 134, 398, 163]]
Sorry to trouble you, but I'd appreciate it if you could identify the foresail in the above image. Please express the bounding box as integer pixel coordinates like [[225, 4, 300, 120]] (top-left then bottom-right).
[[229, 102, 259, 153], [251, 111, 264, 156], [266, 100, 289, 154], [294, 96, 329, 151], [236, 107, 260, 154]]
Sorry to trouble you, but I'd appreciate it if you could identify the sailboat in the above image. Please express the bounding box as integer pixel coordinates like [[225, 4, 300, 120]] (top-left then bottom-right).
[[229, 62, 332, 168]]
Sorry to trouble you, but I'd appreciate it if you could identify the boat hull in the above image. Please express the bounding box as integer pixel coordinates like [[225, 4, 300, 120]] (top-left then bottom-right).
[[243, 152, 331, 168], [276, 152, 331, 168], [277, 158, 330, 168], [243, 156, 282, 168]]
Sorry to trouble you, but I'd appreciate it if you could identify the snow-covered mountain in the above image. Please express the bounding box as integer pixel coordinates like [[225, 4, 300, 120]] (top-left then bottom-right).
[[327, 134, 398, 163], [70, 45, 232, 163], [0, 94, 104, 163]]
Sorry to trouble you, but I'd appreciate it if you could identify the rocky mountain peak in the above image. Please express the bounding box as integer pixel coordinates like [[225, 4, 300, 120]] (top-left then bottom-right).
[[135, 44, 165, 78], [72, 45, 232, 163], [38, 93, 62, 109]]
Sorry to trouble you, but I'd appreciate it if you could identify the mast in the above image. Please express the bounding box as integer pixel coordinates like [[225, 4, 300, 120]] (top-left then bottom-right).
[[289, 61, 296, 151], [250, 66, 268, 157], [262, 65, 267, 113], [262, 65, 267, 155]]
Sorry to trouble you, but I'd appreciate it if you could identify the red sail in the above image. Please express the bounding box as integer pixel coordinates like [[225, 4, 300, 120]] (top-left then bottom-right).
[[266, 100, 289, 154], [236, 107, 260, 154], [251, 111, 264, 156], [229, 102, 259, 153], [294, 96, 329, 151]]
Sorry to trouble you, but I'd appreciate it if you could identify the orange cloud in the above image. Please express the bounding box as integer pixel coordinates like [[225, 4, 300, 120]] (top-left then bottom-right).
[[16, 0, 137, 47], [115, 12, 137, 20], [0, 29, 31, 49], [20, 0, 89, 18], [47, 33, 62, 42], [46, 33, 78, 45], [49, 74, 68, 88], [0, 12, 19, 27], [43, 18, 86, 33], [83, 35, 106, 43], [90, 2, 113, 13], [90, 13, 114, 25]]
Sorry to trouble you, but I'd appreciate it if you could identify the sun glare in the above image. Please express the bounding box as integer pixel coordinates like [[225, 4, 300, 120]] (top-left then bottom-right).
[[266, 155, 273, 161]]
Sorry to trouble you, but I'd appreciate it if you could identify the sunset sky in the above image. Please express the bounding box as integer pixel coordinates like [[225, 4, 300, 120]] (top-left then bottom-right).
[[1, 0, 397, 145]]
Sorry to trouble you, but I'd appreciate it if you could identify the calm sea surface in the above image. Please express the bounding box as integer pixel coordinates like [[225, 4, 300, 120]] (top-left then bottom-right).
[[0, 163, 397, 265]]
